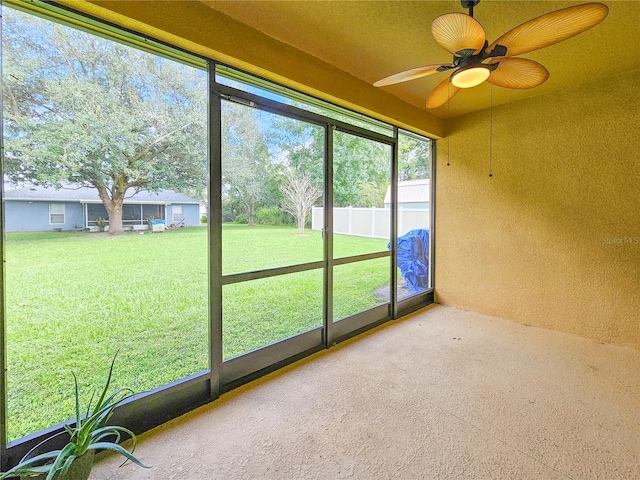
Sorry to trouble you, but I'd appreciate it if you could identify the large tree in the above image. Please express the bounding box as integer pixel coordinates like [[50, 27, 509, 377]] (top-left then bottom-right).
[[2, 9, 207, 234], [221, 101, 272, 226], [398, 133, 431, 181], [269, 118, 389, 208], [332, 130, 390, 207]]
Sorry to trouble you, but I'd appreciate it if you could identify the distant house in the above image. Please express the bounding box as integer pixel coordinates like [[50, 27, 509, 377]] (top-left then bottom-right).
[[383, 179, 430, 210], [3, 185, 201, 232]]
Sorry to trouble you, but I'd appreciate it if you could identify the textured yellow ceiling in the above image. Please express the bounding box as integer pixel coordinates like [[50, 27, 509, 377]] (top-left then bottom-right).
[[200, 1, 639, 118], [71, 0, 638, 134]]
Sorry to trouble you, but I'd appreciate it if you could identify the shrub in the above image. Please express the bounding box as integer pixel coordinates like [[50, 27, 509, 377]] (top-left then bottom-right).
[[255, 207, 284, 225], [200, 214, 208, 224], [95, 217, 107, 231], [222, 199, 243, 222], [282, 211, 296, 226], [234, 213, 249, 224]]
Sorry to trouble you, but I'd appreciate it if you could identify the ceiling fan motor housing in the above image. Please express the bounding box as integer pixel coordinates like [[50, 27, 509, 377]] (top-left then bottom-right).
[[453, 43, 501, 71]]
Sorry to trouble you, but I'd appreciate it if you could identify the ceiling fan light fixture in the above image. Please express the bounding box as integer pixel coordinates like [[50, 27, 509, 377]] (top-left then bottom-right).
[[451, 65, 491, 88], [373, 1, 608, 108]]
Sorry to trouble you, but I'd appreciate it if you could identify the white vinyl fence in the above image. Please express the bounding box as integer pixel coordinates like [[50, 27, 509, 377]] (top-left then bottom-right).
[[311, 206, 430, 239]]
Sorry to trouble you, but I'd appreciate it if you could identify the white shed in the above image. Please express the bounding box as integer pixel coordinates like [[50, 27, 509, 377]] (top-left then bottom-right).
[[384, 179, 430, 209]]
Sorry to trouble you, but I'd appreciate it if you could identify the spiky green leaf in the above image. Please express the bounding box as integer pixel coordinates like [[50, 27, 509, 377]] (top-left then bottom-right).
[[87, 443, 149, 469]]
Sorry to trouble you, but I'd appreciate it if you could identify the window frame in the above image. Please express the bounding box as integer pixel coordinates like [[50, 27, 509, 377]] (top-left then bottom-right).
[[172, 205, 184, 223], [48, 203, 65, 225], [0, 0, 436, 468]]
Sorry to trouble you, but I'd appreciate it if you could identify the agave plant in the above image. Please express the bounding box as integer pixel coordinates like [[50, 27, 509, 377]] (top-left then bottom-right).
[[0, 352, 148, 480]]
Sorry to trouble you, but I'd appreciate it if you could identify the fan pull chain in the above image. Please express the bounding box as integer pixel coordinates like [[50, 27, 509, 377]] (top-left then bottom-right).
[[489, 84, 493, 178], [446, 83, 451, 167]]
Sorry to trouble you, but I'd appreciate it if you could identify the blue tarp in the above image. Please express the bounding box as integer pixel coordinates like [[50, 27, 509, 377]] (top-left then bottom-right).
[[388, 229, 429, 294], [149, 219, 165, 225]]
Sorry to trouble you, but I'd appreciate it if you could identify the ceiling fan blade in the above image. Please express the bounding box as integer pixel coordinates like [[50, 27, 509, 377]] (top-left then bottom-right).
[[487, 58, 549, 89], [487, 3, 608, 58], [373, 64, 453, 87], [432, 13, 486, 56], [426, 76, 460, 109]]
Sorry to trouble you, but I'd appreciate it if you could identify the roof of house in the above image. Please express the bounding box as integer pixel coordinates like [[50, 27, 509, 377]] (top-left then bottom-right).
[[383, 179, 430, 205], [3, 185, 200, 204]]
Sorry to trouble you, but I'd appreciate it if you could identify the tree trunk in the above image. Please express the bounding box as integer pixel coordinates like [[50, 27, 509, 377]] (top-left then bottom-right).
[[247, 202, 255, 227], [106, 199, 124, 235], [95, 183, 125, 235], [297, 209, 305, 235]]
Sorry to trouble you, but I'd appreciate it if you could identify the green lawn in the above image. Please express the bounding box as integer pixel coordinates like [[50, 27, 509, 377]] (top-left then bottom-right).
[[4, 225, 389, 440]]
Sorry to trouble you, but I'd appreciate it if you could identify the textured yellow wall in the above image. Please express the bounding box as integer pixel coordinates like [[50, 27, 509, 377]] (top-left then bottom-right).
[[435, 71, 640, 349]]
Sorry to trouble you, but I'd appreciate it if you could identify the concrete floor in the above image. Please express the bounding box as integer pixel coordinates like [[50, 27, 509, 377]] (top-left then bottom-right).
[[90, 305, 639, 479]]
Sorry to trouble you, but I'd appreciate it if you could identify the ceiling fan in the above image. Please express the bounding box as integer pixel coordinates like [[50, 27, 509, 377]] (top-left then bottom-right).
[[374, 1, 609, 109]]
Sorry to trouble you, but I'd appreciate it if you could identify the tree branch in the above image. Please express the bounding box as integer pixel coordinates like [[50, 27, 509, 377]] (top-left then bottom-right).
[[130, 122, 194, 163], [4, 85, 21, 117]]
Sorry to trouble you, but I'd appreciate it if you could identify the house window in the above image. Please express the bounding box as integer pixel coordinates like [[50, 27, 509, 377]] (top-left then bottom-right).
[[143, 204, 164, 220], [49, 204, 65, 224], [172, 205, 183, 222], [122, 204, 141, 222], [87, 204, 108, 225]]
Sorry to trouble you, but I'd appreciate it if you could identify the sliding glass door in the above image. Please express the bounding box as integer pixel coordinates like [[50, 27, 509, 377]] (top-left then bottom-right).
[[220, 100, 326, 383], [218, 102, 397, 377], [330, 130, 393, 340]]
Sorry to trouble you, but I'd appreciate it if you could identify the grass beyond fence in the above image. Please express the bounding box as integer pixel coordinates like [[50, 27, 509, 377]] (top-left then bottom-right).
[[4, 225, 389, 440]]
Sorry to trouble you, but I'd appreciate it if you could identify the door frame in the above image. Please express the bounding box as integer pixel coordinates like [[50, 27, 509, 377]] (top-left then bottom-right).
[[214, 80, 398, 386]]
